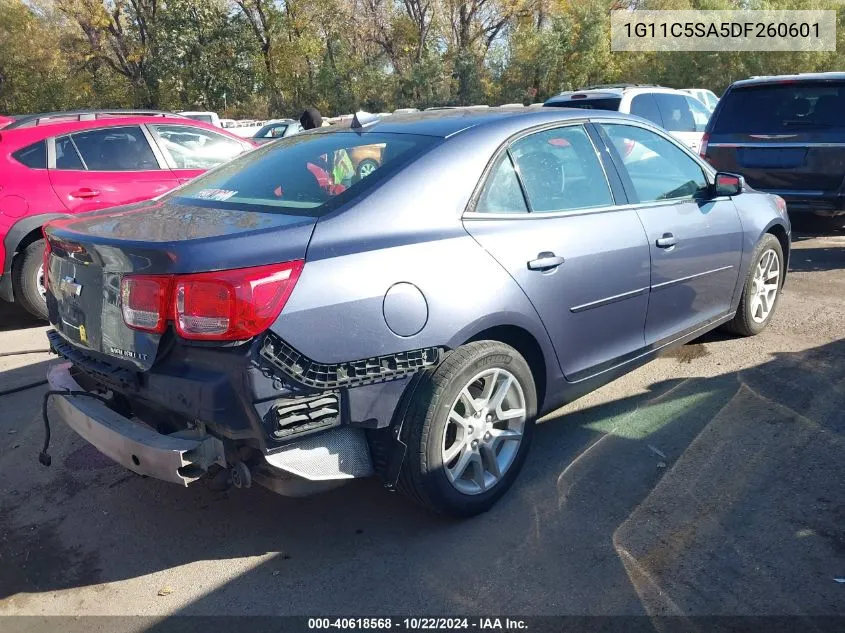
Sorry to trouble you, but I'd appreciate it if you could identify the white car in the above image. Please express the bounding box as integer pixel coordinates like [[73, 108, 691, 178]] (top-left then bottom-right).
[[177, 111, 222, 127], [543, 85, 712, 154], [682, 88, 720, 112]]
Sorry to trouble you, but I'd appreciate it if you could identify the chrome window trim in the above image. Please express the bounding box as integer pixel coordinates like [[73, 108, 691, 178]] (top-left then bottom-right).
[[465, 118, 618, 218]]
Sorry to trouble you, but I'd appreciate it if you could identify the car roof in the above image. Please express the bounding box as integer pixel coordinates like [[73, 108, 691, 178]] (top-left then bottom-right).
[[0, 114, 249, 147], [731, 72, 845, 88], [305, 106, 634, 139]]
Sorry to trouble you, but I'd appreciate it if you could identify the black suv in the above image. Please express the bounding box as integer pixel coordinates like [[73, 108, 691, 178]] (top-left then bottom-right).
[[702, 73, 845, 219]]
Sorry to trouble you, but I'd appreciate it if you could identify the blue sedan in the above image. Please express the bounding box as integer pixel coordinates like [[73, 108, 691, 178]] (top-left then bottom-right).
[[42, 107, 790, 516]]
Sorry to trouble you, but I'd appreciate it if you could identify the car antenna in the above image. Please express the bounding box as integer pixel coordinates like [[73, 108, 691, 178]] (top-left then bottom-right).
[[351, 111, 379, 131]]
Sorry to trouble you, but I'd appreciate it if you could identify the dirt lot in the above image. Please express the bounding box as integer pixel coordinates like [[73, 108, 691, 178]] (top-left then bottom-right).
[[0, 227, 843, 618]]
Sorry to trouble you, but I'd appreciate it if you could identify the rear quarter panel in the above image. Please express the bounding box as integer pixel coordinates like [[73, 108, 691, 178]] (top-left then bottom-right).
[[271, 131, 562, 392]]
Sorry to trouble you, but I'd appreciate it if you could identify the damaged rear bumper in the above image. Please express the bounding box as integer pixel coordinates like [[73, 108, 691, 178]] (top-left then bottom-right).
[[47, 361, 226, 485], [46, 361, 376, 492]]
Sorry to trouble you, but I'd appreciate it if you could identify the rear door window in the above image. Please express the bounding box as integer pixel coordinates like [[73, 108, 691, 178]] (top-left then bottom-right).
[[475, 154, 528, 213], [712, 81, 845, 134], [12, 140, 46, 169], [654, 93, 696, 133], [601, 123, 708, 202], [509, 125, 614, 212], [630, 94, 663, 126], [70, 126, 160, 171], [152, 125, 246, 169], [55, 136, 85, 170]]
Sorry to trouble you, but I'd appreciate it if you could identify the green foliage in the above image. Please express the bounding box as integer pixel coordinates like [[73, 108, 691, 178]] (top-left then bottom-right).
[[0, 0, 843, 116]]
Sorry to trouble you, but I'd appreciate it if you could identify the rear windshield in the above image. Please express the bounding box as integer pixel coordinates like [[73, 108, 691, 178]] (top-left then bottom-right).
[[712, 81, 845, 134], [172, 131, 438, 215], [545, 98, 622, 111]]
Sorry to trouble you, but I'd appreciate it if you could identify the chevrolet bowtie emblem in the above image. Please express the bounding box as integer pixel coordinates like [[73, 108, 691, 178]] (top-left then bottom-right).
[[60, 276, 83, 296]]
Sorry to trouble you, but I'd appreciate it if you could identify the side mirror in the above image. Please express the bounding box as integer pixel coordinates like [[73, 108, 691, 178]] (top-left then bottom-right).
[[714, 172, 744, 197]]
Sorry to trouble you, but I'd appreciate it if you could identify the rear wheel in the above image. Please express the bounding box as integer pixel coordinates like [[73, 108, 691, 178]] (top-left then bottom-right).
[[397, 341, 536, 517], [723, 233, 783, 337], [12, 238, 48, 321]]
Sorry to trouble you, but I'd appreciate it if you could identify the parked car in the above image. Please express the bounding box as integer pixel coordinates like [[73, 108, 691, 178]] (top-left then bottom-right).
[[682, 88, 719, 112], [177, 111, 222, 127], [0, 115, 15, 129], [0, 109, 256, 319], [42, 108, 789, 517], [544, 84, 712, 154], [253, 119, 303, 144], [702, 72, 845, 221]]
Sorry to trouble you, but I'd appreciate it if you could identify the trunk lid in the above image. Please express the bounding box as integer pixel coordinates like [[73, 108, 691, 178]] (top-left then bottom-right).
[[705, 81, 845, 193], [44, 198, 317, 370]]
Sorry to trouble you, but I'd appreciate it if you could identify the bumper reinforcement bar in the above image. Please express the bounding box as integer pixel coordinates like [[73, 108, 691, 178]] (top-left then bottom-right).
[[46, 362, 225, 485]]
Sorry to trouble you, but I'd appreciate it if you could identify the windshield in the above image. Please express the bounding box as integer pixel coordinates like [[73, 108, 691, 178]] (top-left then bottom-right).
[[171, 131, 439, 215], [713, 81, 845, 134]]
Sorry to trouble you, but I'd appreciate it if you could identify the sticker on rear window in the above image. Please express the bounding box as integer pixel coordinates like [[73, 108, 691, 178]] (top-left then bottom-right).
[[195, 188, 237, 201]]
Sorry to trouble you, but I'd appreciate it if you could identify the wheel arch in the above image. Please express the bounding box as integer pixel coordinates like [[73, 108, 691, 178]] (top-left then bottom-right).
[[1, 213, 68, 302], [765, 221, 790, 286], [463, 324, 548, 414]]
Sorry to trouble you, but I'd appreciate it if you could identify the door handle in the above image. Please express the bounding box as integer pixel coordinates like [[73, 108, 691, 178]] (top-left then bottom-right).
[[70, 188, 100, 199], [528, 252, 565, 271], [656, 233, 678, 248]]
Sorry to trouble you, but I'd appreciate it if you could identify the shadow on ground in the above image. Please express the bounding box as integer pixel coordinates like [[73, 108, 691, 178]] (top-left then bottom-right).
[[788, 245, 845, 273], [1, 336, 843, 616], [0, 301, 45, 334]]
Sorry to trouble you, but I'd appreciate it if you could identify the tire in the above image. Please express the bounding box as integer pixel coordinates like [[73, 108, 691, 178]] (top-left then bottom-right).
[[12, 238, 48, 321], [356, 159, 379, 180], [397, 341, 537, 518], [723, 233, 784, 337]]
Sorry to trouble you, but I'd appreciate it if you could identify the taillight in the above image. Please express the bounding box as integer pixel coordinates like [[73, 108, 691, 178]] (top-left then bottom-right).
[[41, 230, 52, 292], [120, 261, 303, 340], [773, 195, 787, 217], [699, 132, 710, 160], [121, 275, 173, 333], [175, 261, 303, 340]]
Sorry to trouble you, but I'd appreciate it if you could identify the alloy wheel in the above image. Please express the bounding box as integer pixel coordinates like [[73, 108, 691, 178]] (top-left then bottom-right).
[[750, 248, 780, 324], [36, 264, 47, 299], [358, 161, 377, 178], [441, 368, 526, 495]]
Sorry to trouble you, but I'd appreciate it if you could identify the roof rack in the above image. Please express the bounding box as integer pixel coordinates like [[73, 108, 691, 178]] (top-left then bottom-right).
[[580, 83, 662, 90], [5, 109, 185, 130]]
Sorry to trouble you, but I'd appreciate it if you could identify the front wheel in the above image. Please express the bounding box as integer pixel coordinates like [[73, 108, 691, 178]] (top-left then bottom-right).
[[397, 341, 536, 517], [723, 233, 784, 337], [11, 238, 48, 321]]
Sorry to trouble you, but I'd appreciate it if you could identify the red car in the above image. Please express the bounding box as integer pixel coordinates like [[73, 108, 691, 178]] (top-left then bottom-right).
[[0, 110, 257, 319]]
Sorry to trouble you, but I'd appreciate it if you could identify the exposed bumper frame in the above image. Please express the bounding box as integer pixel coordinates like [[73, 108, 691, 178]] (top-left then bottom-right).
[[47, 362, 226, 486]]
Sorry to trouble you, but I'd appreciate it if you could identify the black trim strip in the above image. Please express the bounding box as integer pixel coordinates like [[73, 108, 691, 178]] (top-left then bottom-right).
[[570, 287, 648, 314], [260, 332, 442, 390], [651, 265, 734, 292]]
